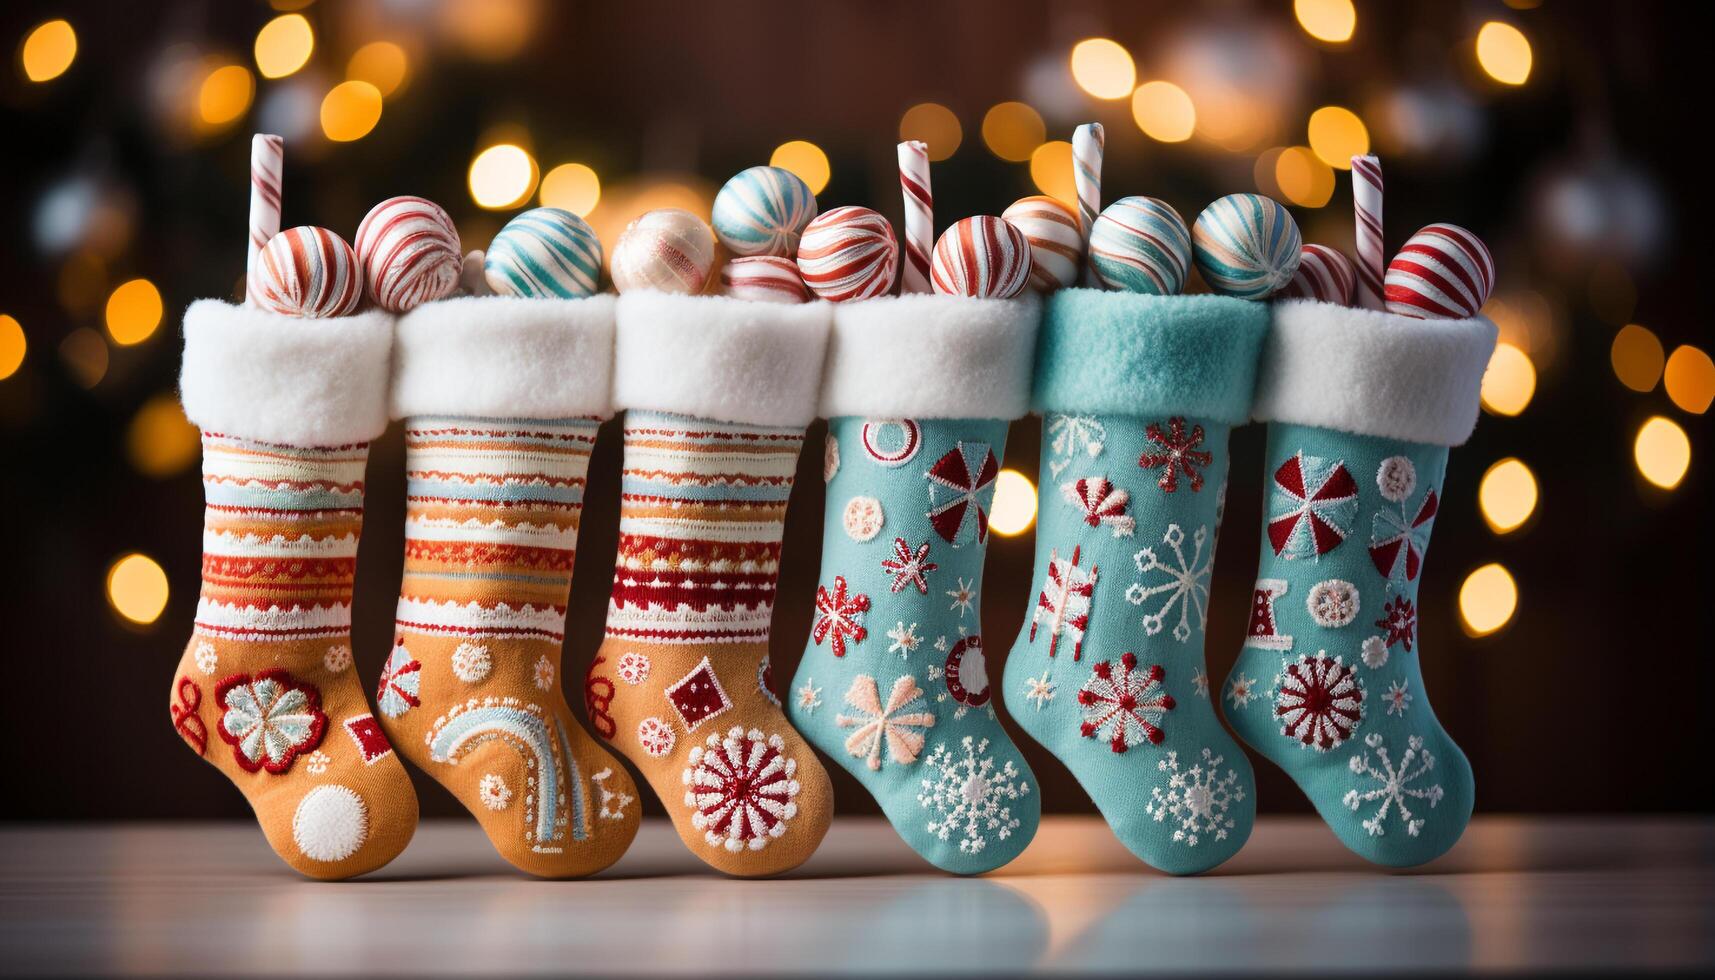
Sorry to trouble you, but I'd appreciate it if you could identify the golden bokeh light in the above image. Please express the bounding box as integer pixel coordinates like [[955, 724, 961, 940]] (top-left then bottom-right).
[[108, 553, 170, 626], [1070, 38, 1136, 100], [539, 163, 602, 216], [1275, 146, 1335, 208], [1132, 81, 1196, 142], [769, 140, 831, 195], [1253, 147, 1287, 198], [1459, 563, 1518, 637], [1478, 458, 1538, 534], [21, 19, 77, 82], [1663, 346, 1714, 414], [990, 469, 1038, 536], [899, 102, 962, 161], [1029, 140, 1077, 206], [254, 13, 313, 79], [982, 101, 1046, 162], [321, 80, 383, 142], [127, 393, 202, 478], [1634, 415, 1691, 489], [59, 327, 107, 388], [0, 315, 24, 381], [198, 64, 255, 128], [347, 41, 409, 98], [105, 278, 163, 346], [440, 0, 536, 60], [469, 143, 540, 210], [1295, 0, 1356, 43], [1480, 342, 1536, 416], [1307, 106, 1369, 169], [1609, 324, 1664, 393], [1477, 21, 1533, 86]]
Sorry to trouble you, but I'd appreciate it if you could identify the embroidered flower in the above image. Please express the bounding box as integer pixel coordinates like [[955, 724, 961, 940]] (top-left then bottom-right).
[[478, 773, 512, 811], [1306, 579, 1361, 628], [322, 644, 352, 675], [450, 642, 491, 683], [533, 654, 555, 691], [616, 651, 651, 685], [216, 669, 328, 774], [842, 496, 885, 542], [637, 717, 676, 758], [683, 727, 800, 852], [194, 641, 219, 676], [837, 674, 936, 770]]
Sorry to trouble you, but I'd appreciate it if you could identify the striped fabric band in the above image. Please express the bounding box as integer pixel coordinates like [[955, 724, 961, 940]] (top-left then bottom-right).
[[194, 433, 368, 642], [606, 410, 803, 646], [397, 417, 600, 644]]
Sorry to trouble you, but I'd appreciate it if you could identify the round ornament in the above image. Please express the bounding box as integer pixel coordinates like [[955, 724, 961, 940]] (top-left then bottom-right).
[[1384, 223, 1495, 320], [483, 207, 603, 299], [1191, 193, 1302, 300], [930, 216, 1032, 299], [1001, 195, 1082, 291], [1282, 243, 1356, 306], [610, 208, 716, 295], [354, 195, 462, 313], [710, 165, 818, 258], [1088, 196, 1192, 295], [796, 206, 898, 302], [719, 256, 811, 303], [253, 226, 363, 318]]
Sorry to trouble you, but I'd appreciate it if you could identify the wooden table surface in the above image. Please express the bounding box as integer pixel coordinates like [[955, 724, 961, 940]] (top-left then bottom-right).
[[2, 816, 1711, 975]]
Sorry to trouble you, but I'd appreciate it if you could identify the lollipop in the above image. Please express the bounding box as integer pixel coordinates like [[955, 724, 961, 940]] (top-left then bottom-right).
[[796, 206, 898, 302], [1191, 193, 1302, 300], [1384, 223, 1495, 320], [483, 207, 603, 299], [1088, 196, 1191, 295], [609, 208, 716, 295], [720, 256, 811, 304], [354, 195, 462, 313], [930, 216, 1032, 299], [253, 226, 362, 318], [1001, 196, 1081, 291], [710, 165, 819, 258], [1283, 244, 1356, 305]]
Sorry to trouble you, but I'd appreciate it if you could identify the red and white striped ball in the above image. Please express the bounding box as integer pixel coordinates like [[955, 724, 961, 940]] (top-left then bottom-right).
[[610, 208, 716, 295], [719, 256, 811, 304], [931, 216, 1033, 299], [1384, 223, 1495, 320], [1283, 244, 1356, 305], [254, 226, 362, 318], [796, 206, 898, 302], [353, 196, 461, 313], [1001, 196, 1081, 291]]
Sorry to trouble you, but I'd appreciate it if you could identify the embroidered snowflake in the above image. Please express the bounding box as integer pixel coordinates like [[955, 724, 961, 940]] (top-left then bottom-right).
[[1276, 651, 1365, 751], [616, 651, 651, 685], [796, 679, 823, 715], [843, 495, 885, 542], [1361, 636, 1389, 669], [823, 433, 840, 482], [216, 669, 328, 774], [684, 727, 801, 852], [1306, 579, 1361, 628], [1127, 523, 1211, 642], [1146, 748, 1245, 847], [637, 716, 676, 757], [1060, 477, 1135, 537], [1192, 669, 1210, 698], [838, 674, 936, 770], [451, 642, 492, 683], [533, 654, 556, 691], [1031, 546, 1097, 659], [479, 772, 513, 811], [918, 736, 1029, 854], [1344, 733, 1443, 837], [1376, 456, 1417, 504], [1376, 597, 1417, 651], [194, 641, 218, 676], [1079, 653, 1175, 752], [304, 750, 331, 775], [933, 635, 950, 654], [881, 537, 938, 594], [593, 767, 634, 820], [322, 644, 351, 675], [1138, 417, 1213, 493], [1227, 672, 1262, 708], [887, 621, 922, 657], [946, 577, 976, 618], [1023, 669, 1056, 710], [1045, 413, 1106, 479], [1383, 679, 1413, 716], [377, 644, 421, 718], [1268, 452, 1359, 560], [812, 576, 870, 657]]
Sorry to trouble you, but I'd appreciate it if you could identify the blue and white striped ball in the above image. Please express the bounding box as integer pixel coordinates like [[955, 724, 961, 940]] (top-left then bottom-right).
[[483, 207, 603, 299], [1088, 196, 1191, 295], [710, 166, 819, 258], [1191, 193, 1302, 300]]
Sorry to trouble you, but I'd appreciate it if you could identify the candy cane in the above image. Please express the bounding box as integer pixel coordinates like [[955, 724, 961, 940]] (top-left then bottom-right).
[[897, 140, 933, 294], [247, 134, 285, 307], [1351, 154, 1385, 310]]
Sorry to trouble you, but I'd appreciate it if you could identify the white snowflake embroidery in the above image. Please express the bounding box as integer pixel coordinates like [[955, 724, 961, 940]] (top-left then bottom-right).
[[1023, 669, 1056, 710], [1045, 413, 1106, 479], [1192, 669, 1210, 698], [450, 642, 491, 683], [918, 736, 1029, 854], [637, 716, 676, 757], [304, 750, 331, 775], [946, 577, 976, 618], [1126, 523, 1211, 642], [592, 767, 633, 820], [796, 679, 823, 715], [933, 635, 950, 654], [887, 621, 922, 658], [532, 654, 555, 691], [837, 674, 936, 770], [1146, 748, 1245, 847], [321, 644, 351, 674], [478, 772, 513, 811], [1344, 733, 1443, 837], [1361, 635, 1389, 669], [1383, 679, 1413, 716], [1307, 579, 1360, 628], [616, 652, 651, 685], [194, 641, 218, 676], [1227, 672, 1261, 708]]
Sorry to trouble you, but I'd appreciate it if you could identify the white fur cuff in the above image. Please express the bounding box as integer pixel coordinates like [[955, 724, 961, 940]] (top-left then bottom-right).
[[614, 291, 832, 427], [179, 300, 393, 446], [1253, 299, 1498, 447], [392, 294, 615, 420], [819, 293, 1040, 420]]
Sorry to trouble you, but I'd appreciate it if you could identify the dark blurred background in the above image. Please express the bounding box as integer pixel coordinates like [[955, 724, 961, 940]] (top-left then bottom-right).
[[2, 0, 1709, 823]]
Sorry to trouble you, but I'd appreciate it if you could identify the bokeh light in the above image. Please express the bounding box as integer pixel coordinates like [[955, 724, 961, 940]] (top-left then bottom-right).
[[321, 80, 383, 142], [127, 393, 201, 478], [1275, 146, 1335, 207], [1459, 563, 1518, 636], [1478, 458, 1538, 534], [59, 327, 107, 388], [539, 163, 601, 216], [107, 553, 169, 626], [1029, 140, 1076, 205], [1634, 415, 1690, 489], [990, 469, 1037, 536], [1070, 38, 1136, 99], [1609, 324, 1663, 392], [105, 278, 163, 346], [0, 315, 24, 381], [347, 41, 410, 98], [1663, 346, 1714, 414], [1481, 342, 1536, 416], [1477, 22, 1533, 86], [1295, 0, 1356, 43], [1307, 106, 1369, 169], [254, 14, 313, 80], [198, 64, 254, 128], [769, 140, 830, 195], [21, 19, 77, 82], [469, 143, 539, 210], [982, 101, 1046, 162], [440, 0, 536, 60], [1132, 81, 1196, 142], [899, 102, 962, 161]]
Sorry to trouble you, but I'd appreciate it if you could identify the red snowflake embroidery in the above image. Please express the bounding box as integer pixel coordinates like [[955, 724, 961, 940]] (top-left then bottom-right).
[[1138, 417, 1213, 493], [685, 727, 800, 852], [812, 575, 871, 657], [880, 537, 938, 595], [1376, 596, 1418, 651], [1276, 652, 1364, 751], [1077, 653, 1175, 752]]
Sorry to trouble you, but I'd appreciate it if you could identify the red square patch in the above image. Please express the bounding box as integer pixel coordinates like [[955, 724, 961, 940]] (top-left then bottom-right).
[[344, 714, 393, 765], [664, 656, 732, 732]]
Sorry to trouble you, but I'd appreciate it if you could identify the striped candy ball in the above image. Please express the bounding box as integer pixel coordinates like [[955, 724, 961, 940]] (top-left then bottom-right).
[[711, 166, 819, 258], [354, 196, 462, 313], [796, 206, 898, 302], [1385, 223, 1495, 320], [1001, 196, 1082, 291], [254, 226, 362, 318], [483, 207, 603, 299], [720, 256, 811, 304], [930, 216, 1032, 299], [1283, 244, 1356, 305], [610, 208, 716, 295], [1191, 193, 1302, 300], [1089, 196, 1191, 295]]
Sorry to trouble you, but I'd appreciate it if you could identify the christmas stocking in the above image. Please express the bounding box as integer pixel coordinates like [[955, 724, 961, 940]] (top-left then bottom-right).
[[174, 301, 418, 879], [382, 294, 642, 878], [1003, 289, 1267, 875], [1225, 299, 1493, 865], [789, 294, 1043, 874], [592, 291, 835, 876]]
